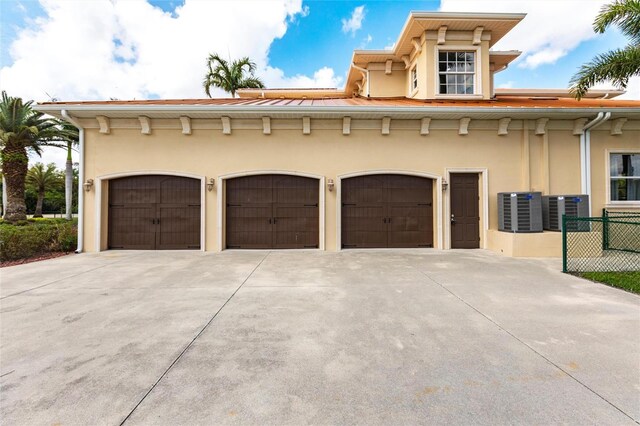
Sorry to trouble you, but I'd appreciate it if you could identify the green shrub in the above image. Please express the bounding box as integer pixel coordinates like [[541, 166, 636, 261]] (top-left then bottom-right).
[[0, 219, 77, 261]]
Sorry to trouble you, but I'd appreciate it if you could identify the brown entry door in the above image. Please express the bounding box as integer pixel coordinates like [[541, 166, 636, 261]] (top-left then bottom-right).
[[342, 174, 433, 248], [226, 174, 319, 249], [450, 173, 480, 249], [108, 175, 201, 250]]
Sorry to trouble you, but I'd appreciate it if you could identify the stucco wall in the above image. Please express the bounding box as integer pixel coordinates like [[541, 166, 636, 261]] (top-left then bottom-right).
[[79, 117, 640, 254], [590, 128, 640, 214], [368, 70, 407, 98]]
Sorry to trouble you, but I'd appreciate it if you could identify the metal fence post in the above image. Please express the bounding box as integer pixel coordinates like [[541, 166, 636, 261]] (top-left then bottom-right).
[[562, 214, 567, 273], [602, 209, 609, 251]]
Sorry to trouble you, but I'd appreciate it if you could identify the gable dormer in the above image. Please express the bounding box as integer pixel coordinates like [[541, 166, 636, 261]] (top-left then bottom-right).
[[346, 12, 525, 100]]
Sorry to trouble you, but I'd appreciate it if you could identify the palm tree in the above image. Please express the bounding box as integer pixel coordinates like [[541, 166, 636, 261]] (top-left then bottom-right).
[[26, 163, 61, 217], [203, 53, 265, 98], [570, 0, 640, 99], [0, 91, 59, 222], [53, 119, 79, 220]]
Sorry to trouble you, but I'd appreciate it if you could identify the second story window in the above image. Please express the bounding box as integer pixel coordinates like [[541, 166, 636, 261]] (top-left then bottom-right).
[[438, 51, 475, 95], [411, 66, 418, 91]]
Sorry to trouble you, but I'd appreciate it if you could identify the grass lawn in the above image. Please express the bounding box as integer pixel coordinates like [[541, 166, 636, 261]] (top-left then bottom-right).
[[579, 271, 640, 294]]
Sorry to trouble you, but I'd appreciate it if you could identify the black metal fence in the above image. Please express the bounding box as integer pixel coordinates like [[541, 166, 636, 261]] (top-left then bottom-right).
[[562, 210, 640, 285]]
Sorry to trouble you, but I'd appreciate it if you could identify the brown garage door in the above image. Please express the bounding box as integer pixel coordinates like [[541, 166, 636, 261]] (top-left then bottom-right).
[[342, 174, 433, 248], [108, 175, 201, 250], [226, 174, 319, 249]]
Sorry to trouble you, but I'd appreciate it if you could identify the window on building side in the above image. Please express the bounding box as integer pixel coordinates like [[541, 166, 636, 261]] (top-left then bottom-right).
[[438, 51, 475, 95], [610, 153, 640, 201], [411, 66, 418, 91]]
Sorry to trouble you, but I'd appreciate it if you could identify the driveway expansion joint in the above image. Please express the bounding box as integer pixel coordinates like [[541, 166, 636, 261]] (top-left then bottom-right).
[[118, 251, 271, 426], [0, 253, 146, 300], [412, 266, 639, 425]]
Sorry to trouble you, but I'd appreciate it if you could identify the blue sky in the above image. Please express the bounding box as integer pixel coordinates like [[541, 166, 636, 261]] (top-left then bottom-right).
[[0, 0, 636, 100]]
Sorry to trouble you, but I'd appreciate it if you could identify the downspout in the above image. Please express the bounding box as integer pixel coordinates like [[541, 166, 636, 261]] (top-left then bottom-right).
[[580, 111, 611, 214], [61, 110, 85, 253], [351, 63, 370, 97]]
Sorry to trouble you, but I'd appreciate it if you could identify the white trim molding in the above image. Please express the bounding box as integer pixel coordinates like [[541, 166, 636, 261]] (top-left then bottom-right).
[[94, 170, 207, 253], [336, 170, 443, 251], [216, 170, 326, 251], [343, 117, 351, 135], [610, 118, 627, 136], [96, 116, 110, 134], [138, 116, 151, 135], [444, 168, 489, 250], [179, 116, 191, 135]]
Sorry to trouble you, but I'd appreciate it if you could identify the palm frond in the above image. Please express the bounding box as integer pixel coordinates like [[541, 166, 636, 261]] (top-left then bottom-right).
[[594, 0, 640, 43], [239, 77, 266, 90], [203, 53, 265, 98], [570, 44, 640, 99]]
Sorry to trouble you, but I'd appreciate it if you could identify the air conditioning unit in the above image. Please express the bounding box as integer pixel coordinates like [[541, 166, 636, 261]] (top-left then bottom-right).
[[498, 192, 543, 233], [542, 195, 590, 231]]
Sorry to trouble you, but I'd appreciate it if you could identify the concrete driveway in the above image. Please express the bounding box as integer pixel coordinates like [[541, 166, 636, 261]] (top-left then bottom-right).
[[1, 250, 639, 425]]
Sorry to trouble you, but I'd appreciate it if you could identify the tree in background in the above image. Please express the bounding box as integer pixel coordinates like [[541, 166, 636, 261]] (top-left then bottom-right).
[[0, 91, 59, 222], [26, 163, 62, 217], [570, 0, 640, 99], [203, 53, 265, 98], [54, 120, 79, 220]]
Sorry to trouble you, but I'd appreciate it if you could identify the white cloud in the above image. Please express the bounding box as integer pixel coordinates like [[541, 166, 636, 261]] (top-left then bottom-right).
[[342, 5, 365, 36], [497, 81, 515, 89], [262, 66, 342, 89], [29, 147, 75, 171], [1, 0, 335, 103], [359, 34, 373, 49], [591, 75, 640, 99], [440, 0, 609, 69], [617, 76, 640, 99]]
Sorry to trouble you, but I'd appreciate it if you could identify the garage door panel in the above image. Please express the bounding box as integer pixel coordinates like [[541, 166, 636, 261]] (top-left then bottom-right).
[[388, 231, 432, 248], [226, 206, 272, 236], [342, 206, 385, 228], [108, 175, 201, 250], [342, 205, 386, 248], [229, 188, 274, 204], [273, 230, 318, 248], [157, 206, 201, 249], [159, 177, 200, 205], [108, 206, 156, 249], [110, 189, 157, 205], [226, 205, 271, 219], [387, 188, 432, 204], [342, 188, 384, 204], [226, 175, 319, 249], [275, 188, 317, 205], [275, 205, 319, 218], [342, 176, 384, 204], [342, 174, 433, 248], [342, 231, 387, 248]]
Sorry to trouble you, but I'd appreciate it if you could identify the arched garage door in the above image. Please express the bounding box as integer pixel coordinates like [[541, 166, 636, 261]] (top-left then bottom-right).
[[108, 175, 201, 250], [341, 174, 433, 248], [226, 174, 319, 249]]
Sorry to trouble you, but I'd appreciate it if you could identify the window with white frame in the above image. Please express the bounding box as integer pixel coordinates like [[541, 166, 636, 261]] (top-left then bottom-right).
[[410, 66, 418, 92], [438, 51, 475, 95], [610, 153, 640, 201]]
